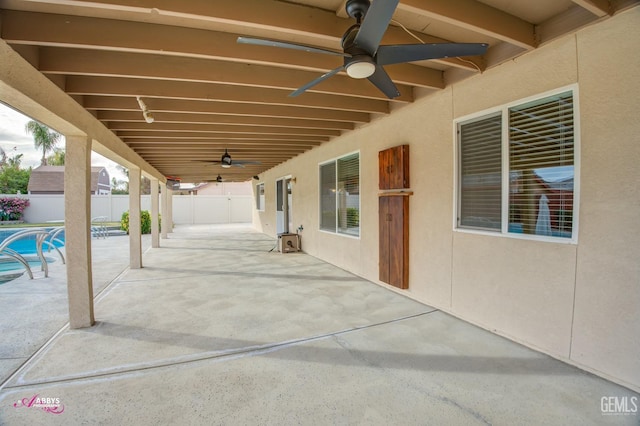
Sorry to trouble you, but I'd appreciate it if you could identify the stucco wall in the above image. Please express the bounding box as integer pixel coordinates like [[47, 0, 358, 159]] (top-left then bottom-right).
[[253, 9, 639, 391]]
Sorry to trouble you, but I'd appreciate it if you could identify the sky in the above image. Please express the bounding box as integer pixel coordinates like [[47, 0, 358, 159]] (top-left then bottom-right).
[[0, 102, 127, 181]]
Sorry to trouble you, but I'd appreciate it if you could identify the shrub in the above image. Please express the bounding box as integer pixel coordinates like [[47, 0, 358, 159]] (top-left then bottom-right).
[[346, 207, 359, 227], [0, 197, 30, 221], [120, 210, 160, 234]]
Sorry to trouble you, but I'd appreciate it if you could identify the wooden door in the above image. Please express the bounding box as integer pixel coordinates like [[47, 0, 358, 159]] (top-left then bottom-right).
[[378, 148, 392, 190], [379, 195, 409, 289], [379, 145, 410, 190], [379, 196, 391, 284]]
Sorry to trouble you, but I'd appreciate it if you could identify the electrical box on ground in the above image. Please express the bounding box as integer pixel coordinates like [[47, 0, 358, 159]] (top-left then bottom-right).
[[278, 233, 300, 253]]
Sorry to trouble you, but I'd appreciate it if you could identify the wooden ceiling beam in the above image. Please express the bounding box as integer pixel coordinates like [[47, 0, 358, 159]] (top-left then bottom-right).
[[106, 121, 339, 137], [1, 10, 445, 88], [119, 133, 325, 142], [134, 148, 306, 156], [37, 47, 416, 101], [83, 96, 371, 123], [122, 139, 320, 146], [570, 0, 611, 17], [398, 0, 536, 49], [126, 142, 314, 149], [97, 110, 354, 131], [64, 76, 390, 114]]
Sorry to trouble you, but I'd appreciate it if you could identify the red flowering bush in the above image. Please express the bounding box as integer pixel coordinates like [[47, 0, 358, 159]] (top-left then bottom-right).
[[0, 197, 30, 221]]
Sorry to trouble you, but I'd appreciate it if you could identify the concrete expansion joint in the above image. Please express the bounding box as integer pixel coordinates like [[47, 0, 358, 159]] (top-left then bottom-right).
[[4, 309, 439, 390]]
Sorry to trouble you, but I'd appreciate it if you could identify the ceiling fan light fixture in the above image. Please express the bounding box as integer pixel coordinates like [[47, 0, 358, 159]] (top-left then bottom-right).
[[345, 57, 375, 79], [220, 149, 232, 168], [137, 96, 155, 123], [143, 110, 154, 124]]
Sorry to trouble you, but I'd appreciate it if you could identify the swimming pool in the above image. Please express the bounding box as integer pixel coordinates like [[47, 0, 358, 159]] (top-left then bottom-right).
[[0, 228, 65, 254], [0, 256, 55, 271], [0, 228, 65, 283]]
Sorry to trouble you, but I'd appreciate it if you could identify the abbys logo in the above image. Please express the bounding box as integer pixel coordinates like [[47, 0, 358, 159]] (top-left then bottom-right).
[[601, 396, 638, 416], [13, 394, 65, 415]]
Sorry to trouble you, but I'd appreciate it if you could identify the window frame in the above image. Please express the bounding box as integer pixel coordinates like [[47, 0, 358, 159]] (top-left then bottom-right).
[[318, 150, 361, 239], [255, 182, 265, 211], [453, 85, 580, 244]]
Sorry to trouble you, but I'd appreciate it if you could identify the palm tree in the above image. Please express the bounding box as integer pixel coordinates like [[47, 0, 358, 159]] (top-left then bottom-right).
[[0, 146, 6, 169], [46, 148, 66, 166], [25, 120, 61, 166]]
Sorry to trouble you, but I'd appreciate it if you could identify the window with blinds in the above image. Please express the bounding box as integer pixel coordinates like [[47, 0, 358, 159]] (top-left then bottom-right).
[[319, 152, 360, 236], [256, 183, 265, 211], [456, 88, 577, 240], [509, 91, 574, 238], [320, 161, 336, 232], [458, 113, 502, 231]]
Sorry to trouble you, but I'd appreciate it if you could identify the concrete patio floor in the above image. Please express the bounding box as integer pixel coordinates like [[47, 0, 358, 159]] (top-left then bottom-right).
[[0, 224, 637, 425]]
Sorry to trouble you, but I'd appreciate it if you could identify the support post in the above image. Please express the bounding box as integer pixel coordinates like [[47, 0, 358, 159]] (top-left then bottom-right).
[[167, 188, 174, 233], [150, 177, 159, 248], [161, 183, 168, 239], [64, 135, 95, 329], [129, 166, 142, 268]]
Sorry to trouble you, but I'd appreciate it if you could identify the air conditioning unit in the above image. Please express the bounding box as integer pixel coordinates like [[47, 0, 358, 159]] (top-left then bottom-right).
[[278, 233, 300, 253]]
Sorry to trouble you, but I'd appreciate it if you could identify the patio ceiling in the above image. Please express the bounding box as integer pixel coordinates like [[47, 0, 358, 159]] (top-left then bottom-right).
[[0, 0, 635, 182]]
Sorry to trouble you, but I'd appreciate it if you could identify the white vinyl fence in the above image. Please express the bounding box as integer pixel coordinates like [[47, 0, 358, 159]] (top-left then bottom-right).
[[2, 194, 252, 224]]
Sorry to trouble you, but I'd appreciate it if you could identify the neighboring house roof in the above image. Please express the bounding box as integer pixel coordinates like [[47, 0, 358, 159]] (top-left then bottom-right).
[[27, 165, 110, 193]]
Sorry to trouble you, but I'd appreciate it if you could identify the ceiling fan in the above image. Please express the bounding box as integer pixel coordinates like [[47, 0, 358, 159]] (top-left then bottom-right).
[[201, 149, 261, 168], [198, 175, 227, 183], [237, 0, 488, 99]]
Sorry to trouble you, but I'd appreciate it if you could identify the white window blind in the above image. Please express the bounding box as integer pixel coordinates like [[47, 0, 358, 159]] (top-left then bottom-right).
[[320, 162, 336, 232], [337, 153, 360, 235], [255, 183, 265, 211], [508, 91, 574, 238], [458, 114, 502, 231], [456, 88, 577, 240], [319, 153, 360, 236]]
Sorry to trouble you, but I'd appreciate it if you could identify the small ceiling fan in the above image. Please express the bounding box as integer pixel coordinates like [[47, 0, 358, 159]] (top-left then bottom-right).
[[198, 174, 226, 183], [238, 0, 488, 99], [201, 149, 261, 168]]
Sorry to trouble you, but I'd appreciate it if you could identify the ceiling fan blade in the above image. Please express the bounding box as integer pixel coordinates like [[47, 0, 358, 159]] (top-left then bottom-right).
[[289, 66, 345, 97], [237, 37, 348, 57], [354, 0, 399, 55], [233, 160, 262, 165], [376, 43, 489, 65], [367, 64, 400, 99]]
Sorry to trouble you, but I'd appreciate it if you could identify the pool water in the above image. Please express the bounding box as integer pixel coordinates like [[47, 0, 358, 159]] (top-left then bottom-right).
[[0, 256, 54, 272], [5, 238, 65, 254], [0, 257, 56, 284], [0, 228, 66, 254], [0, 228, 64, 283]]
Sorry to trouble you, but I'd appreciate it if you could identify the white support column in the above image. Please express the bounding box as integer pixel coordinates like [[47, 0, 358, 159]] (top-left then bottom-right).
[[150, 177, 159, 248], [160, 183, 168, 239], [129, 166, 142, 269], [64, 135, 95, 329], [167, 189, 174, 233]]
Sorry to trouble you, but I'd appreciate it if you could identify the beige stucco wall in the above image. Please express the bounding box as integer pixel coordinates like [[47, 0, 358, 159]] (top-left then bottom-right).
[[570, 8, 640, 391], [254, 8, 640, 391]]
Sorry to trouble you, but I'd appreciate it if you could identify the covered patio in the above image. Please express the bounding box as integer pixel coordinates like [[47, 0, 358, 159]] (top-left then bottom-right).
[[0, 225, 636, 424], [0, 0, 638, 421]]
